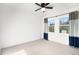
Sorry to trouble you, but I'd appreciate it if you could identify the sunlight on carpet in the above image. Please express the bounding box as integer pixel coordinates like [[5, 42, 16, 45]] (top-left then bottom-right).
[[5, 50, 27, 55]]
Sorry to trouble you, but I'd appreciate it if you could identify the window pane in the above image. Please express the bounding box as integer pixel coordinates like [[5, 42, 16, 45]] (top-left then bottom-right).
[[60, 14, 69, 25], [60, 26, 69, 33], [48, 18, 55, 32], [59, 14, 69, 34]]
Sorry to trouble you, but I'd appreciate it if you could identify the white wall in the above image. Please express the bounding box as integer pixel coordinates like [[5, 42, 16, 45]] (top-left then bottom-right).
[[44, 3, 79, 45], [0, 3, 43, 48], [48, 32, 69, 45]]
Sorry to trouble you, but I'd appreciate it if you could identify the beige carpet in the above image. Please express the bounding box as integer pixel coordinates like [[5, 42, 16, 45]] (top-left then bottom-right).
[[2, 39, 79, 55]]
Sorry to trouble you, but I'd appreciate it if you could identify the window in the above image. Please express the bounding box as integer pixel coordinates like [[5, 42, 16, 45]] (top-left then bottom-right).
[[59, 14, 69, 33], [47, 14, 69, 34], [48, 18, 55, 32]]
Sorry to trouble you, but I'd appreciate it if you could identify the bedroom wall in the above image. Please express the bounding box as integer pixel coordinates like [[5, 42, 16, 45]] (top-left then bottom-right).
[[0, 3, 43, 48]]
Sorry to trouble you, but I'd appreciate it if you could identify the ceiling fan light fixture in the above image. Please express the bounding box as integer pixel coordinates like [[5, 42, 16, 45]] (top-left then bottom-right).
[[41, 8, 45, 12], [35, 3, 53, 12]]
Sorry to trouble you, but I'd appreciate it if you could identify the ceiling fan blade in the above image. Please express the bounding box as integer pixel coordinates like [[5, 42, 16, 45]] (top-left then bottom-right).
[[35, 8, 41, 11], [45, 7, 53, 9], [35, 3, 41, 7], [45, 3, 50, 6], [41, 3, 49, 7], [41, 3, 45, 7]]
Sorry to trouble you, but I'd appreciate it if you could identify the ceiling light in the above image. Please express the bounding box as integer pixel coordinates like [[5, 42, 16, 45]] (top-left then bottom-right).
[[41, 8, 45, 12]]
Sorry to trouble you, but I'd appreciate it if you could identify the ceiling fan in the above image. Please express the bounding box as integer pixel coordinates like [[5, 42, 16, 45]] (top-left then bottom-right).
[[35, 3, 53, 12]]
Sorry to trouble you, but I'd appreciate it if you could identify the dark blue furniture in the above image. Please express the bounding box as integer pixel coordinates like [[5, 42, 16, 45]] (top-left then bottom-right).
[[44, 33, 48, 40], [69, 36, 79, 48]]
